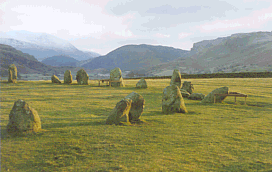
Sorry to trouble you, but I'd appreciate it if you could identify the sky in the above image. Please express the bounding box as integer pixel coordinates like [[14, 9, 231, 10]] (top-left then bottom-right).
[[0, 0, 272, 55]]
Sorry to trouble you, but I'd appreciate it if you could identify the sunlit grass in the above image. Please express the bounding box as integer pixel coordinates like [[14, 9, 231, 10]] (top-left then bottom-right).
[[1, 78, 272, 171]]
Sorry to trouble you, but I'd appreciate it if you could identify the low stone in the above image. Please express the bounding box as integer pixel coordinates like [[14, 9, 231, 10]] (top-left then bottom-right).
[[7, 99, 41, 134], [125, 92, 145, 123], [201, 86, 229, 103], [136, 78, 147, 88], [170, 69, 182, 89], [64, 70, 72, 84], [180, 89, 190, 98], [51, 75, 61, 84], [188, 93, 205, 100], [8, 64, 17, 83], [110, 67, 125, 87], [106, 98, 132, 125], [76, 69, 89, 85], [162, 85, 187, 114], [181, 81, 194, 94]]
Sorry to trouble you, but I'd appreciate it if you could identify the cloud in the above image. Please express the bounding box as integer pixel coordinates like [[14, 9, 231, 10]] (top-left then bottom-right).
[[154, 33, 170, 38], [178, 32, 193, 39]]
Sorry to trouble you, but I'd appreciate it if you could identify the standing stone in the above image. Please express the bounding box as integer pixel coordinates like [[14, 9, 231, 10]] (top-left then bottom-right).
[[76, 69, 89, 85], [8, 64, 17, 83], [162, 85, 187, 114], [106, 98, 132, 125], [201, 86, 229, 103], [125, 92, 145, 123], [64, 70, 73, 84], [51, 75, 61, 84], [181, 81, 194, 94], [136, 78, 147, 88], [110, 67, 125, 87], [180, 89, 190, 98], [170, 69, 182, 89], [7, 99, 41, 134], [188, 93, 205, 100]]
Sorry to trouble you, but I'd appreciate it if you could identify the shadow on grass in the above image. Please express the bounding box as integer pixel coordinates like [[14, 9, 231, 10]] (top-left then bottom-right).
[[42, 120, 106, 129], [1, 127, 45, 139]]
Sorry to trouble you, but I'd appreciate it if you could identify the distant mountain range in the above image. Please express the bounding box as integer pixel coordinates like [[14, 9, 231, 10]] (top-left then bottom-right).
[[130, 31, 272, 75], [41, 55, 79, 67], [82, 44, 189, 70], [0, 30, 100, 61], [0, 44, 74, 76]]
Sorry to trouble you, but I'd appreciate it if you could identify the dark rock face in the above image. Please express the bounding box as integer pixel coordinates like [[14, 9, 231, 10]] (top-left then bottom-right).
[[110, 67, 125, 87], [136, 78, 147, 88], [125, 92, 145, 123], [7, 99, 41, 134], [181, 81, 194, 94], [188, 93, 205, 100], [64, 70, 72, 84], [170, 69, 182, 89]]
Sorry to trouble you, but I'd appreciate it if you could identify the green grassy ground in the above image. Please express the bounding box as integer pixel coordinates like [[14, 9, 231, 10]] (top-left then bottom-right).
[[1, 78, 271, 172]]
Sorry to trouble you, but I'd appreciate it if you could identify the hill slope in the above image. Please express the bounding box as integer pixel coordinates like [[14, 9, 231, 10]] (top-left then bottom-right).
[[131, 31, 272, 75], [41, 55, 79, 67], [0, 44, 73, 77], [82, 44, 189, 70]]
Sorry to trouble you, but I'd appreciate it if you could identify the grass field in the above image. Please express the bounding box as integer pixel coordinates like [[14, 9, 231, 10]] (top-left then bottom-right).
[[1, 78, 271, 172]]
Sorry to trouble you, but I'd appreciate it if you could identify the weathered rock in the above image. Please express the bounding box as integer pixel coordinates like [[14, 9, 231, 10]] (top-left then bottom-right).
[[188, 93, 205, 100], [64, 70, 72, 84], [162, 85, 187, 114], [125, 92, 145, 123], [201, 87, 229, 103], [136, 78, 147, 88], [106, 98, 132, 125], [170, 69, 182, 89], [180, 89, 190, 98], [76, 69, 89, 85], [181, 81, 194, 94], [110, 67, 125, 87], [8, 64, 17, 83], [51, 75, 61, 84], [7, 99, 41, 134]]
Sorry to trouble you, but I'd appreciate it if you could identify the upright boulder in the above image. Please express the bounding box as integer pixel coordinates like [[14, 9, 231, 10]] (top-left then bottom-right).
[[106, 98, 132, 125], [64, 70, 72, 84], [125, 92, 145, 123], [76, 69, 89, 85], [51, 75, 61, 84], [180, 89, 190, 98], [181, 81, 194, 94], [136, 78, 147, 88], [170, 69, 182, 89], [201, 86, 229, 103], [162, 85, 187, 114], [188, 93, 205, 100], [8, 64, 17, 83], [7, 99, 41, 134], [110, 67, 125, 87]]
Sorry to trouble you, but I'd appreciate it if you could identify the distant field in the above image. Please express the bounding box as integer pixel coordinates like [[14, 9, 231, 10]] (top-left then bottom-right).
[[1, 78, 271, 171]]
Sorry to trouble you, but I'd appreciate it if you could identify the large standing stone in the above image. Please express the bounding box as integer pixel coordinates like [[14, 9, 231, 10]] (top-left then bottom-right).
[[170, 69, 182, 89], [181, 81, 194, 94], [180, 89, 190, 98], [7, 99, 41, 134], [188, 93, 205, 100], [76, 69, 89, 85], [64, 70, 72, 84], [106, 98, 132, 125], [110, 67, 125, 87], [51, 75, 61, 84], [136, 78, 147, 88], [8, 64, 17, 83], [201, 87, 229, 103], [125, 92, 145, 123], [162, 85, 187, 114]]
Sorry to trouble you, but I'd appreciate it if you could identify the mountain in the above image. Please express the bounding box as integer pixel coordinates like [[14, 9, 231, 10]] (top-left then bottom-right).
[[0, 44, 74, 77], [82, 44, 189, 71], [0, 31, 100, 61], [130, 31, 272, 75], [41, 55, 79, 67]]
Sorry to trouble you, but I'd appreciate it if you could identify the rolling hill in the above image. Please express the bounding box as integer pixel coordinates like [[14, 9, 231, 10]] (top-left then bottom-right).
[[0, 44, 74, 77], [82, 44, 189, 70], [41, 55, 79, 67]]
